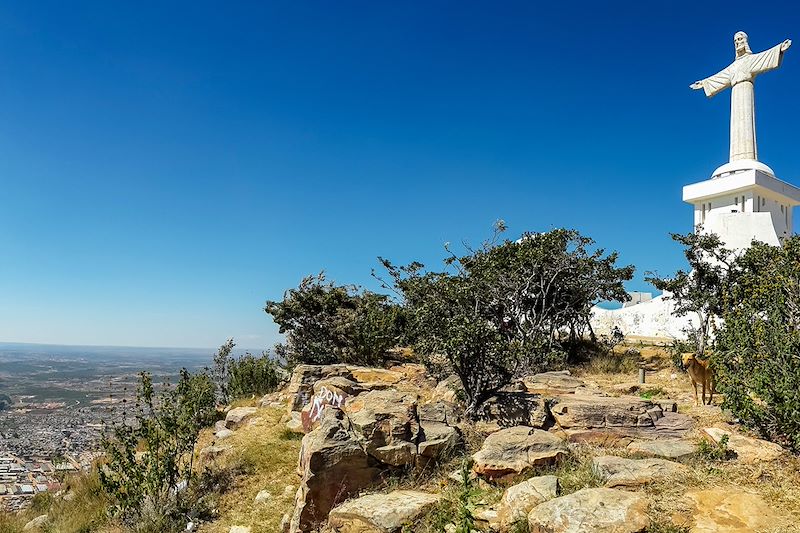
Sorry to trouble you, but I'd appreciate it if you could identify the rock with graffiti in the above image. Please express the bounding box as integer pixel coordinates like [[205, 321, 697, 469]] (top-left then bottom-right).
[[301, 384, 347, 432]]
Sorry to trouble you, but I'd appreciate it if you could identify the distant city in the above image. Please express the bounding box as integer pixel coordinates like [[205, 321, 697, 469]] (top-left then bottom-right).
[[0, 342, 213, 511]]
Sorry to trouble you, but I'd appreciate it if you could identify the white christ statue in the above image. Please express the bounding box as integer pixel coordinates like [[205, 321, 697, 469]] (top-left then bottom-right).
[[691, 31, 791, 163]]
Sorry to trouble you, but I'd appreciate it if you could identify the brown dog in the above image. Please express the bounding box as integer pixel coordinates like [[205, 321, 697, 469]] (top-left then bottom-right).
[[681, 352, 715, 406]]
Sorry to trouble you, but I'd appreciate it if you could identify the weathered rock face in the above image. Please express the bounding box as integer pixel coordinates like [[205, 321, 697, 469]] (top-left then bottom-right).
[[472, 426, 567, 479], [225, 407, 258, 429], [686, 488, 778, 533], [550, 395, 663, 429], [527, 488, 650, 533], [701, 427, 785, 464], [592, 456, 689, 488], [521, 370, 590, 395], [496, 475, 559, 530], [346, 390, 420, 461], [627, 438, 696, 460], [285, 364, 352, 413], [326, 490, 440, 533], [475, 392, 549, 430], [289, 409, 383, 533]]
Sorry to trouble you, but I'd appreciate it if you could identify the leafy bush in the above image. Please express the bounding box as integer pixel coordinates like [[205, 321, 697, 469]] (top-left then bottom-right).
[[213, 339, 282, 403], [382, 225, 633, 416], [696, 434, 733, 462], [265, 273, 405, 366], [99, 369, 216, 531], [715, 238, 800, 451]]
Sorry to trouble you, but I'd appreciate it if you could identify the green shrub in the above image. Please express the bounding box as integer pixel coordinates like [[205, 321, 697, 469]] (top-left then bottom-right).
[[696, 434, 733, 462], [265, 273, 406, 367], [213, 340, 283, 403], [99, 369, 216, 531], [715, 238, 800, 451]]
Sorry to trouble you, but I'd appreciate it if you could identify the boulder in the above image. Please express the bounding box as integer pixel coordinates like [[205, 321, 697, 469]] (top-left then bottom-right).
[[475, 392, 549, 429], [417, 421, 460, 462], [215, 428, 235, 440], [430, 375, 462, 403], [686, 488, 778, 532], [527, 488, 650, 533], [701, 427, 785, 464], [285, 364, 352, 412], [345, 390, 420, 464], [23, 515, 48, 531], [496, 475, 558, 530], [229, 528, 251, 533], [327, 490, 440, 533], [592, 456, 688, 487], [521, 370, 590, 395], [289, 409, 383, 532], [254, 490, 272, 504], [627, 438, 696, 460], [347, 367, 404, 388], [472, 427, 567, 479], [225, 407, 258, 429], [550, 395, 663, 429]]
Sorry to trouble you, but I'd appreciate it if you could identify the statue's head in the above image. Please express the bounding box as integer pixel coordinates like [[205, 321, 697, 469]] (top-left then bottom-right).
[[734, 31, 752, 57]]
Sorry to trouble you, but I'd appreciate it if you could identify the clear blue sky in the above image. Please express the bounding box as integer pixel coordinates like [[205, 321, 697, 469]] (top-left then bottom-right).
[[1, 1, 799, 349]]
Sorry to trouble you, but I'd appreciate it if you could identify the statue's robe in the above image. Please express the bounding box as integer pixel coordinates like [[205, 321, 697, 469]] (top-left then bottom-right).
[[698, 44, 784, 161]]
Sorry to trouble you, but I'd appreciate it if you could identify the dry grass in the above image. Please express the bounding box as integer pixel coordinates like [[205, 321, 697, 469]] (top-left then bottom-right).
[[195, 405, 302, 533]]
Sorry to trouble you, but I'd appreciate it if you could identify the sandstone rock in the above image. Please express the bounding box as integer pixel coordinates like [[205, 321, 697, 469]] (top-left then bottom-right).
[[225, 407, 258, 429], [314, 376, 365, 397], [448, 467, 477, 484], [346, 389, 420, 463], [23, 515, 48, 531], [592, 456, 688, 487], [627, 438, 696, 460], [417, 400, 460, 425], [527, 488, 649, 533], [472, 427, 567, 479], [521, 370, 589, 395], [285, 364, 352, 412], [348, 367, 403, 388], [229, 527, 251, 533], [475, 392, 549, 429], [372, 442, 417, 467], [561, 429, 636, 447], [473, 508, 500, 530], [417, 420, 460, 460], [327, 490, 440, 533], [496, 475, 558, 530], [289, 409, 383, 532], [215, 429, 234, 440], [701, 427, 785, 463], [254, 489, 272, 504], [686, 488, 778, 532], [284, 485, 296, 497], [214, 420, 228, 432], [550, 395, 662, 429], [430, 375, 462, 403], [285, 411, 304, 433]]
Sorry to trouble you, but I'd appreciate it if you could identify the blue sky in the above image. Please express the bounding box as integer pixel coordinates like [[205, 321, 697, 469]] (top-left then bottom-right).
[[1, 1, 799, 348]]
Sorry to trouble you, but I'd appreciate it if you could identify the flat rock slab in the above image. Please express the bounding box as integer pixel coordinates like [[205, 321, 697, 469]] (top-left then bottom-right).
[[225, 406, 258, 429], [686, 488, 778, 533], [550, 395, 663, 429], [476, 392, 549, 429], [521, 370, 591, 395], [472, 426, 568, 479], [327, 490, 440, 533], [702, 427, 785, 464], [627, 438, 697, 460], [497, 475, 559, 530], [592, 456, 688, 487], [528, 488, 650, 533]]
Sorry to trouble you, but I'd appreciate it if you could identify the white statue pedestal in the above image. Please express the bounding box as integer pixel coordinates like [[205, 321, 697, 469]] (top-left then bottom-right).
[[683, 163, 800, 249]]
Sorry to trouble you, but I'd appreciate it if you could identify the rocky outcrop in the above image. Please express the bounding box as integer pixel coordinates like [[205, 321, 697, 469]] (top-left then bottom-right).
[[496, 475, 558, 530], [592, 456, 689, 487], [550, 395, 664, 429], [472, 426, 567, 479], [701, 427, 785, 464], [289, 409, 383, 533], [475, 392, 549, 430], [346, 390, 420, 459], [326, 490, 440, 532], [527, 488, 650, 533], [521, 370, 590, 395], [686, 488, 778, 533]]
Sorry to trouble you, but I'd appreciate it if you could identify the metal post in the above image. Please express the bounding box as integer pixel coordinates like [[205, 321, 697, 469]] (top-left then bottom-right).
[[638, 368, 646, 384]]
